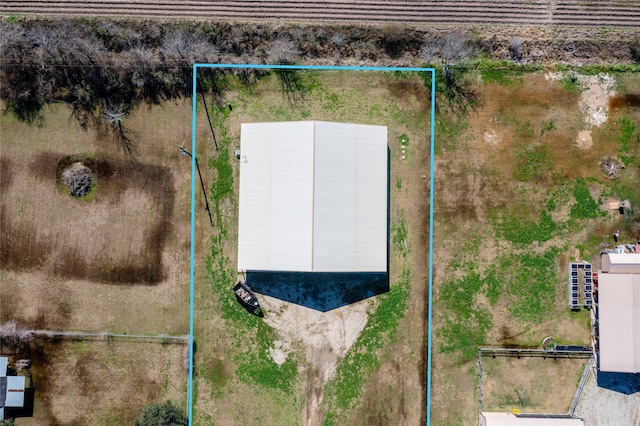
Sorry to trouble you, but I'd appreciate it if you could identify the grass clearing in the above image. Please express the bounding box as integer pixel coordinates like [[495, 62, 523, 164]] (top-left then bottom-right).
[[481, 356, 587, 414], [192, 69, 431, 425], [432, 71, 640, 425], [1, 101, 195, 423]]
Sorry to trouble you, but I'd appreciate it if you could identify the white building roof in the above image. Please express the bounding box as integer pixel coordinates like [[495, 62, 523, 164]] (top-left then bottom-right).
[[602, 253, 640, 273], [598, 272, 640, 373], [1, 357, 26, 410], [480, 413, 584, 426], [3, 376, 26, 407], [238, 121, 387, 273]]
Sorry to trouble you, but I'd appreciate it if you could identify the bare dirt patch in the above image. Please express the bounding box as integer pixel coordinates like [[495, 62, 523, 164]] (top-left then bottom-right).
[[578, 74, 616, 128], [575, 130, 593, 150], [261, 296, 368, 426]]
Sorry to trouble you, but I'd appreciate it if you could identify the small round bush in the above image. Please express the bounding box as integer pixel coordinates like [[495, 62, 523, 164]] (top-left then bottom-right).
[[134, 401, 187, 426]]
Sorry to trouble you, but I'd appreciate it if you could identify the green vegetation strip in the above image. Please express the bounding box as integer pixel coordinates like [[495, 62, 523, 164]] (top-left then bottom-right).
[[199, 98, 298, 405]]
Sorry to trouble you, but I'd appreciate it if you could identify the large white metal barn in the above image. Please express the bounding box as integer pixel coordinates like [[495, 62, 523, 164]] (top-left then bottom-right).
[[237, 121, 388, 274], [596, 253, 640, 373]]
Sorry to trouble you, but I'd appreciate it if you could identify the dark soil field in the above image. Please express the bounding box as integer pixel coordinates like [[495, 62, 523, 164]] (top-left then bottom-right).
[[2, 154, 174, 284]]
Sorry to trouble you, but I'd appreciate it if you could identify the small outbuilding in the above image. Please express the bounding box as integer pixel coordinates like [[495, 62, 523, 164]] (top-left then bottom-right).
[[0, 357, 26, 420]]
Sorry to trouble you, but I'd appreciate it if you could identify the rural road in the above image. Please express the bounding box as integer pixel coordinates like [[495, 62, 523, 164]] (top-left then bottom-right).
[[2, 0, 640, 27]]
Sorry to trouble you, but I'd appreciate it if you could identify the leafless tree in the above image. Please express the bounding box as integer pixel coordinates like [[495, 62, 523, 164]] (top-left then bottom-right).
[[266, 37, 300, 65], [96, 19, 143, 51], [0, 320, 34, 352], [420, 32, 477, 65], [441, 32, 477, 64], [265, 37, 306, 103], [510, 36, 524, 63], [420, 32, 480, 113], [331, 32, 345, 61], [62, 162, 93, 197], [419, 41, 440, 64], [103, 101, 137, 158], [331, 32, 345, 49], [227, 25, 247, 56]]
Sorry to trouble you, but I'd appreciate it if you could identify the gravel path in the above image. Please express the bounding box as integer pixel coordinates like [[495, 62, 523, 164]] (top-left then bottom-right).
[[574, 371, 640, 426], [2, 0, 640, 27]]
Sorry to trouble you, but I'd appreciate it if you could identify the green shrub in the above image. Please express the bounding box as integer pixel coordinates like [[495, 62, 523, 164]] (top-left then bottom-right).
[[134, 401, 187, 426]]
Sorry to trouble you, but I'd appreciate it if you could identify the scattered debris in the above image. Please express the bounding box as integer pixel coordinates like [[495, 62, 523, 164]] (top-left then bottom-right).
[[578, 74, 616, 128], [599, 157, 625, 179]]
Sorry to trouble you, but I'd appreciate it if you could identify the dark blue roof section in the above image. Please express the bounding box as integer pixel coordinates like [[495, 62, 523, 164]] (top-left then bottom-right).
[[245, 270, 389, 312]]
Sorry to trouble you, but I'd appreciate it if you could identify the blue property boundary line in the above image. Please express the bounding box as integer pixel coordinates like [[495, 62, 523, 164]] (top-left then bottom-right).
[[188, 66, 197, 424], [189, 64, 435, 426]]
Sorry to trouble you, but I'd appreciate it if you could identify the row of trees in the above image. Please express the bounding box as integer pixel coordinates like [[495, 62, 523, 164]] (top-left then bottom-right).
[[0, 19, 483, 128], [2, 18, 638, 143]]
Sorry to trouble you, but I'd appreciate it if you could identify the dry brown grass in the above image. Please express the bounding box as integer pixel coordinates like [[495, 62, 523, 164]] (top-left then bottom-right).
[[9, 338, 186, 425], [0, 101, 201, 334], [481, 356, 587, 414], [0, 100, 213, 424]]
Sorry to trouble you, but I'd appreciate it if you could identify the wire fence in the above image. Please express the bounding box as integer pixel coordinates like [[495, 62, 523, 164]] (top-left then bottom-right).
[[478, 346, 593, 359], [1, 328, 189, 347], [568, 358, 593, 416]]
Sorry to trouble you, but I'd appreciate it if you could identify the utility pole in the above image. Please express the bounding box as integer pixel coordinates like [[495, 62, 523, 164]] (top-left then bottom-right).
[[199, 91, 219, 152], [180, 146, 214, 227]]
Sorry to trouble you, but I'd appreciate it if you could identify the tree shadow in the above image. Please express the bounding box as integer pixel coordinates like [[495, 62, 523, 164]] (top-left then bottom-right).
[[4, 99, 44, 127], [597, 371, 640, 395], [245, 271, 389, 312]]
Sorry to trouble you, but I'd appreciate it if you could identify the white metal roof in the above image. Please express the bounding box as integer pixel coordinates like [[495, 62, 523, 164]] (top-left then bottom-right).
[[480, 413, 584, 426], [238, 121, 387, 273], [0, 357, 7, 377], [598, 273, 640, 373], [602, 253, 640, 273]]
